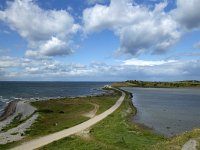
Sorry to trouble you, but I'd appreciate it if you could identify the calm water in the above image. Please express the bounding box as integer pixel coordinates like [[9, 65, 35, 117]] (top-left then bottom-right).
[[0, 81, 111, 114], [122, 87, 200, 137]]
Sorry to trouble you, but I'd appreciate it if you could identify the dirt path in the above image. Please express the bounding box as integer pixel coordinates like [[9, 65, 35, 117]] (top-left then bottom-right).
[[10, 88, 125, 150], [83, 102, 99, 118]]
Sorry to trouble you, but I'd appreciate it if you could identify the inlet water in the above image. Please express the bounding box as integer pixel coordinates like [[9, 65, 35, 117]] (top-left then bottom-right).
[[122, 87, 200, 137]]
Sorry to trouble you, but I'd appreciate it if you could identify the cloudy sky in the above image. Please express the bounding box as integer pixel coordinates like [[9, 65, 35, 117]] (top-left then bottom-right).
[[0, 0, 200, 81]]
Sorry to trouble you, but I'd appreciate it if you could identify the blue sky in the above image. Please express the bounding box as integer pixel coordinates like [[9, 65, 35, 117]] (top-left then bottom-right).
[[0, 0, 200, 81]]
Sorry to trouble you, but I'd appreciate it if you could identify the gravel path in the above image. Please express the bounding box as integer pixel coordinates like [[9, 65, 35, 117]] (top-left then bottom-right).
[[182, 139, 198, 150], [10, 89, 125, 150]]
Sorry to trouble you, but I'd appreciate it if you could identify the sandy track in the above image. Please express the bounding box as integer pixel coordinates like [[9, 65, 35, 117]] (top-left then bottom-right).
[[83, 102, 99, 118], [10, 89, 125, 150]]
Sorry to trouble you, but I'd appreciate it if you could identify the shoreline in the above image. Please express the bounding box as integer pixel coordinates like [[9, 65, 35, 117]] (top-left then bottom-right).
[[0, 101, 18, 121], [126, 90, 164, 136], [128, 94, 165, 137], [0, 100, 38, 144], [0, 88, 111, 121], [127, 89, 200, 150]]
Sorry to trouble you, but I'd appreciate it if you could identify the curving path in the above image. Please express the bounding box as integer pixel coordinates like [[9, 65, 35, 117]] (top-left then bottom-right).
[[82, 102, 99, 118], [10, 89, 125, 150]]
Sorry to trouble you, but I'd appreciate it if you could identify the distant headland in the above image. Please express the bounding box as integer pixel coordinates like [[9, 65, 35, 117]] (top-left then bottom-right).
[[112, 80, 200, 88]]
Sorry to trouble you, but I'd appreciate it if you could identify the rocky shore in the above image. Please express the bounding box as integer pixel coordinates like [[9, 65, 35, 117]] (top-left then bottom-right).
[[0, 100, 38, 144], [0, 101, 18, 121]]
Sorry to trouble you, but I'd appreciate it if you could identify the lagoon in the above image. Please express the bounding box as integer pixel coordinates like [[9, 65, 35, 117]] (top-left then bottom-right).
[[122, 87, 200, 137]]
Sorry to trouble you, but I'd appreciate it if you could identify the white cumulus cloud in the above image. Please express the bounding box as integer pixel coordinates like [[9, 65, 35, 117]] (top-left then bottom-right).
[[173, 0, 200, 30], [0, 0, 80, 57], [25, 37, 73, 57], [1, 55, 200, 81], [83, 0, 181, 55], [123, 58, 176, 66]]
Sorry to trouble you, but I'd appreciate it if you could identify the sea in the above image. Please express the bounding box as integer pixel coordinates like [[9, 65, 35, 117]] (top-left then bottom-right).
[[0, 81, 112, 115], [122, 87, 200, 137]]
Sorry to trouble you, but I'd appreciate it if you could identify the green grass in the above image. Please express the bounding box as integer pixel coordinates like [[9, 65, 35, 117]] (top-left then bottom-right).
[[39, 91, 166, 150], [151, 128, 200, 150], [27, 99, 92, 137], [0, 89, 120, 150], [25, 90, 120, 138], [40, 137, 113, 150]]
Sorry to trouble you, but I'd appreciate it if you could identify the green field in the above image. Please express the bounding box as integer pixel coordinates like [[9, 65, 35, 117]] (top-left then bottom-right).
[[28, 90, 120, 137]]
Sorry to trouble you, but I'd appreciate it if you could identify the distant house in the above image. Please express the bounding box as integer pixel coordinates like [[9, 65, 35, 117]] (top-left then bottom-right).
[[104, 85, 112, 88]]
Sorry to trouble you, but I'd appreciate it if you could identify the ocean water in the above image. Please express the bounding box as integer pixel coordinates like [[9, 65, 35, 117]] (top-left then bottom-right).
[[122, 87, 200, 137], [0, 81, 111, 114]]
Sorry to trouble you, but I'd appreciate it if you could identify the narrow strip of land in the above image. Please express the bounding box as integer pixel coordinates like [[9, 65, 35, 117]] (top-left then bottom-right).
[[10, 89, 125, 150]]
